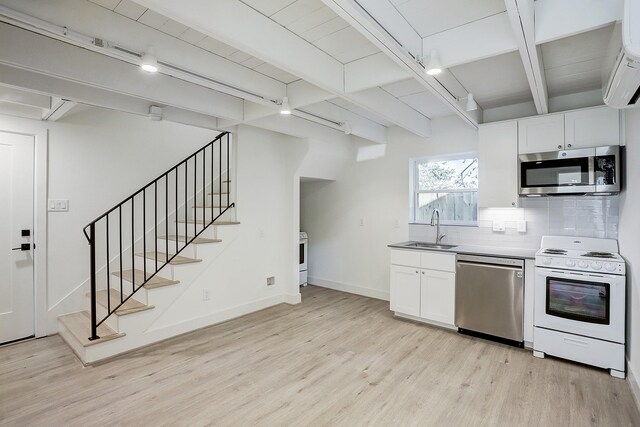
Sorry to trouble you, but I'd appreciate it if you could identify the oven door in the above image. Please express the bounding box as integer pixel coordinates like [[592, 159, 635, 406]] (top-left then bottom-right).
[[534, 267, 625, 343], [519, 148, 595, 195], [299, 239, 308, 272]]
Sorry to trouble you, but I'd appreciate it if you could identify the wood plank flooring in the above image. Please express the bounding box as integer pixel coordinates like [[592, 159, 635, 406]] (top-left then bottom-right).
[[1, 286, 638, 426]]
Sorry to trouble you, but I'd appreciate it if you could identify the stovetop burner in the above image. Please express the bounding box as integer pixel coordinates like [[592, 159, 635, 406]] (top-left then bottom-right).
[[581, 251, 616, 259], [543, 249, 568, 255]]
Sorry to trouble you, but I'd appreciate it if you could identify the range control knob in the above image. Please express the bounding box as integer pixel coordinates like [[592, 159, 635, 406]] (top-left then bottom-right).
[[604, 263, 616, 272], [565, 259, 576, 267], [578, 260, 589, 268], [543, 257, 552, 265], [591, 261, 602, 270]]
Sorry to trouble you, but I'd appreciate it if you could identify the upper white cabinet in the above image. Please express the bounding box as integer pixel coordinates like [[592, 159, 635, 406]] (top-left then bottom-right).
[[518, 114, 565, 154], [478, 121, 519, 208], [564, 107, 620, 149]]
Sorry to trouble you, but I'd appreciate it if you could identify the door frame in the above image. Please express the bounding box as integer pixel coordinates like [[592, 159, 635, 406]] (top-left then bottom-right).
[[0, 124, 48, 338]]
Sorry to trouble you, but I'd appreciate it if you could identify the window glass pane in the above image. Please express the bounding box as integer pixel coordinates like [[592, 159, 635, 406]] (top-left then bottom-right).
[[417, 158, 478, 191], [416, 191, 478, 223]]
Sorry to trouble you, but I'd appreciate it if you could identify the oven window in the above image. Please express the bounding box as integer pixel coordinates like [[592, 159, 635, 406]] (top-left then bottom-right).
[[521, 157, 590, 187], [546, 277, 610, 324], [299, 243, 305, 265]]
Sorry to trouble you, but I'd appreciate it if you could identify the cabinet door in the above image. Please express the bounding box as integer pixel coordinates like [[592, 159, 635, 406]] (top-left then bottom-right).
[[390, 265, 420, 316], [420, 269, 456, 326], [478, 121, 519, 208], [518, 114, 564, 154], [564, 107, 620, 149]]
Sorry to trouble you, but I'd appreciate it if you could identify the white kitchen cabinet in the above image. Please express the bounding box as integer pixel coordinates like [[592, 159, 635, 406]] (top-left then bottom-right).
[[564, 107, 620, 149], [390, 249, 456, 327], [478, 121, 519, 208], [518, 114, 565, 154], [390, 264, 420, 317], [420, 269, 456, 326]]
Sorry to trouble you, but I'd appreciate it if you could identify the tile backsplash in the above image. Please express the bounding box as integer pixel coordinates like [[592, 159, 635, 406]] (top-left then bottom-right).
[[409, 196, 619, 250]]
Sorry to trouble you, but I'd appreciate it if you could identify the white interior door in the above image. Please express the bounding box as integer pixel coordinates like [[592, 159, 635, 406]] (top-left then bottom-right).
[[0, 132, 35, 344]]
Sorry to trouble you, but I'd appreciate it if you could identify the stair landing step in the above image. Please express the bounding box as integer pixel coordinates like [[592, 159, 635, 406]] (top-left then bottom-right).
[[59, 311, 125, 347], [177, 219, 240, 225], [89, 289, 154, 315], [136, 251, 202, 265], [113, 269, 180, 289], [160, 235, 221, 244]]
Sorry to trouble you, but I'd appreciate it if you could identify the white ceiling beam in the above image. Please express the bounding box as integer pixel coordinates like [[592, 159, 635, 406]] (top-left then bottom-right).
[[422, 13, 518, 69], [0, 22, 244, 121], [345, 52, 409, 93], [505, 0, 549, 114], [137, 0, 431, 137], [42, 96, 76, 121], [299, 101, 387, 144], [0, 84, 51, 109], [0, 0, 285, 102], [135, 0, 343, 92], [321, 0, 478, 129], [535, 0, 623, 45], [0, 63, 221, 130]]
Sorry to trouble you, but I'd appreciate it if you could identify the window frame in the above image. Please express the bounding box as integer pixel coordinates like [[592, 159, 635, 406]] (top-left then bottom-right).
[[409, 153, 479, 227]]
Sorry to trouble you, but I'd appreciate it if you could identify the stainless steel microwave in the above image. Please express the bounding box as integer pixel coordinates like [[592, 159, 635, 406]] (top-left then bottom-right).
[[519, 146, 621, 196]]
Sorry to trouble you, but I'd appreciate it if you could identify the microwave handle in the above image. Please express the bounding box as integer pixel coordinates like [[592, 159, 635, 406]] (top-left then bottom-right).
[[588, 156, 595, 185]]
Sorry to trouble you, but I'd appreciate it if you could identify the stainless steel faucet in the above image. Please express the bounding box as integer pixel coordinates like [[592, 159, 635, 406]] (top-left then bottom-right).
[[430, 209, 446, 244]]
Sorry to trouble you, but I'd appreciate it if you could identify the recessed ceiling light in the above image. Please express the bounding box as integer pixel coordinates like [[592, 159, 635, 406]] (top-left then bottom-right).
[[140, 46, 158, 73], [280, 96, 291, 115]]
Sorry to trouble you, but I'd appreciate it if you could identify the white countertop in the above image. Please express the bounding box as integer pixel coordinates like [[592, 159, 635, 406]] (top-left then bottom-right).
[[388, 241, 537, 260]]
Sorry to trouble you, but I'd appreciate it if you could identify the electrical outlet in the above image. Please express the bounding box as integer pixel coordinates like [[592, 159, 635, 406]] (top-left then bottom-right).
[[267, 276, 275, 286], [202, 289, 210, 301], [359, 218, 365, 226], [492, 221, 506, 232]]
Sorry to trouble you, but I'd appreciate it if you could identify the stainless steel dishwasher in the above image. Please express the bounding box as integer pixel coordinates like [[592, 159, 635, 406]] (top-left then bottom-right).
[[455, 254, 524, 346]]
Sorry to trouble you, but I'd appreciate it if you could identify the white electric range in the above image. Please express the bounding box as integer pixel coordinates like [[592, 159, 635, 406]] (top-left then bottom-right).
[[533, 236, 626, 378]]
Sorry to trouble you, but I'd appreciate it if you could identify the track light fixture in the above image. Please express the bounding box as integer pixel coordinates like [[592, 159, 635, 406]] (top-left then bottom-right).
[[140, 46, 158, 73], [279, 96, 291, 115], [425, 50, 442, 76], [341, 121, 353, 135], [465, 93, 478, 111]]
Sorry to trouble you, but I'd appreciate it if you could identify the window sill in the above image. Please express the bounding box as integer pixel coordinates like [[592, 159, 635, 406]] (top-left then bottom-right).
[[409, 222, 479, 228]]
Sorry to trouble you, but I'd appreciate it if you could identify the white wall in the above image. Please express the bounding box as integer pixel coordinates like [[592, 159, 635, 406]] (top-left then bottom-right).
[[620, 108, 640, 403], [0, 107, 307, 337], [301, 116, 477, 300]]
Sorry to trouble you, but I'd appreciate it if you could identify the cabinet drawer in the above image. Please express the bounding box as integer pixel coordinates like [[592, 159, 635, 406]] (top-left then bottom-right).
[[390, 249, 420, 267], [421, 252, 456, 272]]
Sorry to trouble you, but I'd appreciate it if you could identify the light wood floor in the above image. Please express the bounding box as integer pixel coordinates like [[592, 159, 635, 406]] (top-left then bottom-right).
[[1, 286, 638, 426]]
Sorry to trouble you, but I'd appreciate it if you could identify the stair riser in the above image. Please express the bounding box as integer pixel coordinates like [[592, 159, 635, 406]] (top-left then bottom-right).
[[107, 279, 150, 305], [91, 298, 120, 332], [191, 208, 235, 222]]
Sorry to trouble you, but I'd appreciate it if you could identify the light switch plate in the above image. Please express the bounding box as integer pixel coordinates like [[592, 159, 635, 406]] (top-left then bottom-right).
[[517, 220, 527, 233], [492, 220, 506, 232], [48, 199, 69, 212]]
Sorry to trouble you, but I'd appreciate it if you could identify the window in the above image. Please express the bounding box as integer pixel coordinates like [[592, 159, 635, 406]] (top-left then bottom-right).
[[411, 155, 478, 226]]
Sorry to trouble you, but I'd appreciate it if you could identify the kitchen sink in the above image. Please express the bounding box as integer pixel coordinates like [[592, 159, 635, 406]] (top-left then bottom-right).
[[403, 242, 458, 250]]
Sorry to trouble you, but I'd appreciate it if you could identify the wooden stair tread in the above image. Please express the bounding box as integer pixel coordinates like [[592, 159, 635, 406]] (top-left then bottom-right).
[[90, 289, 154, 315], [58, 311, 124, 347], [113, 269, 180, 289], [136, 251, 202, 265], [192, 205, 233, 209], [160, 235, 222, 244], [177, 219, 240, 225]]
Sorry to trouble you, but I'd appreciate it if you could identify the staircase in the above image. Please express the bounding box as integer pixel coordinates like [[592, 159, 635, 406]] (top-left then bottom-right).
[[57, 132, 240, 364]]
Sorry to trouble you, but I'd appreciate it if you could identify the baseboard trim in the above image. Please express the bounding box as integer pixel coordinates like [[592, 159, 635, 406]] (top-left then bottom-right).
[[628, 358, 640, 412], [283, 292, 301, 305], [309, 277, 389, 301]]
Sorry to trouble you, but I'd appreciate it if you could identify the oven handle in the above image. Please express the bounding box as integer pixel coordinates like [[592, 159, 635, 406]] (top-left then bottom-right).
[[539, 268, 610, 280]]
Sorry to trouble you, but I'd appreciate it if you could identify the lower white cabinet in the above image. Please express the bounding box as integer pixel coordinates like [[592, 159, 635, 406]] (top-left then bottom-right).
[[390, 265, 420, 317], [390, 249, 456, 327], [420, 269, 456, 326]]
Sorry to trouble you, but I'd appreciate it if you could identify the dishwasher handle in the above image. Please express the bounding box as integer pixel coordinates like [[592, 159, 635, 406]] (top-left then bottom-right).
[[457, 254, 524, 268]]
